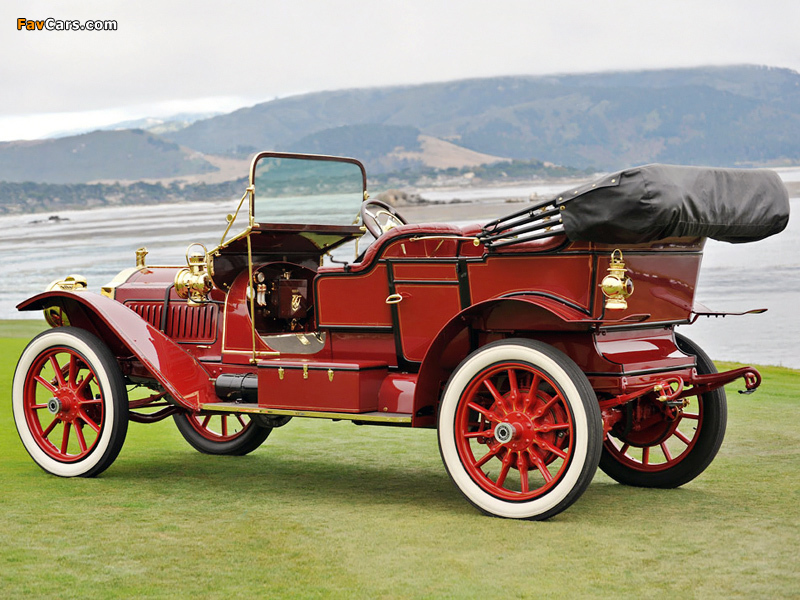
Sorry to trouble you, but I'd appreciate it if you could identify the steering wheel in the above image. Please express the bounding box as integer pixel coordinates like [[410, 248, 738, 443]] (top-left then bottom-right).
[[360, 200, 408, 238]]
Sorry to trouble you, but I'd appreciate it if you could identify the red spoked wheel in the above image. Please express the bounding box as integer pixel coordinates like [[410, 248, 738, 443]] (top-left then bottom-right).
[[173, 412, 272, 455], [599, 333, 727, 488], [454, 362, 575, 500], [13, 328, 128, 477], [439, 339, 602, 520]]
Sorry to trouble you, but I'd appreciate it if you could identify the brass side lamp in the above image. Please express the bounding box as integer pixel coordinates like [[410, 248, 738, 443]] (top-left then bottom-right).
[[600, 249, 634, 310], [174, 243, 213, 306]]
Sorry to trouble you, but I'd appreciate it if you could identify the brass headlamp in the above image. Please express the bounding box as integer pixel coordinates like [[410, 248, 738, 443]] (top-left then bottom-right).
[[174, 243, 213, 306], [600, 249, 634, 310]]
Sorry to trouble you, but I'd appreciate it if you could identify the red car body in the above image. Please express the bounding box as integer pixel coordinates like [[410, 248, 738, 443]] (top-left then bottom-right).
[[12, 152, 788, 520]]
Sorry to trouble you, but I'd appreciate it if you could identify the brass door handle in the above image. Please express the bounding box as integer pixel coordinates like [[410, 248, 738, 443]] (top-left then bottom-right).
[[385, 293, 404, 304]]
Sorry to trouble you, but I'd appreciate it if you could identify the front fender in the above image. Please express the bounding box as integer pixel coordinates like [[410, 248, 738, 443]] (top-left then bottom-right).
[[412, 295, 595, 426], [17, 291, 215, 410]]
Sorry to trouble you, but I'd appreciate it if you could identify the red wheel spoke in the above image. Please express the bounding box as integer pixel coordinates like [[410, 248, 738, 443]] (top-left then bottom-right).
[[536, 422, 570, 432], [68, 355, 78, 387], [674, 429, 692, 445], [33, 375, 57, 394], [61, 422, 71, 454], [482, 379, 508, 414], [474, 445, 501, 469], [495, 452, 514, 488], [660, 442, 673, 462], [518, 452, 530, 493], [466, 401, 499, 423], [464, 429, 493, 439], [235, 414, 247, 428], [76, 372, 95, 396], [201, 415, 212, 429], [681, 412, 700, 420], [221, 416, 228, 437], [620, 443, 630, 456], [521, 373, 541, 413], [75, 423, 88, 453], [642, 446, 650, 465], [507, 369, 519, 408], [41, 417, 60, 439], [534, 392, 563, 418], [78, 409, 101, 433], [535, 437, 567, 459], [527, 449, 553, 483], [49, 356, 65, 386]]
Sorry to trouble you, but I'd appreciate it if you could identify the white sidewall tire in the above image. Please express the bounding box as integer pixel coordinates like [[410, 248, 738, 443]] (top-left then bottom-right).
[[12, 328, 127, 477], [438, 339, 601, 520]]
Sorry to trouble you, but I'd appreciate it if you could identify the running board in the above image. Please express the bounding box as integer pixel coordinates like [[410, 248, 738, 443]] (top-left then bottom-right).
[[199, 402, 412, 424]]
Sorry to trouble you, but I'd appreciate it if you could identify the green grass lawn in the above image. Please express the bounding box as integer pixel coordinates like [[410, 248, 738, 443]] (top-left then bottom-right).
[[1, 321, 798, 598]]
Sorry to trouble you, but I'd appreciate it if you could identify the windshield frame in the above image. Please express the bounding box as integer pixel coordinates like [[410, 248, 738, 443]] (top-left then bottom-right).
[[248, 151, 368, 226]]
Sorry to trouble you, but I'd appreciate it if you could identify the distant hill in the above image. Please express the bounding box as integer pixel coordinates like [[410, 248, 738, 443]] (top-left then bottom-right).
[[0, 129, 217, 183], [47, 111, 222, 139], [3, 65, 800, 186], [167, 65, 800, 170], [284, 124, 507, 172]]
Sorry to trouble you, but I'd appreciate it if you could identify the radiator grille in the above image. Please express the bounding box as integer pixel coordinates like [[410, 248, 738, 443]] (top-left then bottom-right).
[[127, 302, 218, 342]]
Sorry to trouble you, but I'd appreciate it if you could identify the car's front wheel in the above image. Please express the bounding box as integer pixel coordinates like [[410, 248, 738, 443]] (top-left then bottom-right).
[[438, 339, 602, 520], [13, 327, 129, 477]]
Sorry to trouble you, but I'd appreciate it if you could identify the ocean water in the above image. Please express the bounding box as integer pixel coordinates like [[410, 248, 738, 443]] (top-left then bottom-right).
[[2, 178, 797, 368]]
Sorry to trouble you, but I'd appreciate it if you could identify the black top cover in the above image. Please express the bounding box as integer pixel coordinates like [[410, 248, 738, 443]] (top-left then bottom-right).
[[558, 164, 790, 243]]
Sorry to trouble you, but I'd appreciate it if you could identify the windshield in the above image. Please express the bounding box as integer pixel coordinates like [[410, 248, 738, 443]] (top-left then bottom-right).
[[252, 154, 366, 225]]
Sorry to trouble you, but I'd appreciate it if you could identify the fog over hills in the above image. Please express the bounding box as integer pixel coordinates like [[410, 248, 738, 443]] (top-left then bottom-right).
[[2, 65, 799, 185]]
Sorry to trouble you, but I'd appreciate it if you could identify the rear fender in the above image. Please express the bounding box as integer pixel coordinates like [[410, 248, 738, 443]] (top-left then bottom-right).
[[17, 291, 215, 410], [412, 296, 594, 426]]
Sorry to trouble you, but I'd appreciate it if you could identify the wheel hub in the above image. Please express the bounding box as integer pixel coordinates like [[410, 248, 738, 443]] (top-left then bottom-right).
[[47, 398, 62, 414], [495, 412, 536, 451], [51, 387, 80, 422], [494, 422, 516, 443]]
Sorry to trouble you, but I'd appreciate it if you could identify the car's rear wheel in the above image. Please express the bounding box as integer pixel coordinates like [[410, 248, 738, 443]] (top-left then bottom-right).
[[438, 339, 602, 520], [173, 412, 272, 455], [13, 327, 129, 477], [599, 333, 727, 488]]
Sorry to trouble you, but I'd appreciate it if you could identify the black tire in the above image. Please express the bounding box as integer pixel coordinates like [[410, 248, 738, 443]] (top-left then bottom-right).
[[12, 327, 129, 477], [599, 332, 727, 488], [438, 338, 602, 520], [172, 412, 272, 455]]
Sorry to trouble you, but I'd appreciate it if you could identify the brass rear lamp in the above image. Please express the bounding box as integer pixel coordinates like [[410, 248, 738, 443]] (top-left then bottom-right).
[[600, 249, 634, 310]]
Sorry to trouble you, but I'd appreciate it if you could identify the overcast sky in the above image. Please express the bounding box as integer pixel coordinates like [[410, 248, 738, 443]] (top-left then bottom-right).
[[2, 0, 799, 141]]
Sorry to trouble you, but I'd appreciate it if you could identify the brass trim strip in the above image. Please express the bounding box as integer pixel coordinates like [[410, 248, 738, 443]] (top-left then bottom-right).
[[200, 403, 412, 424], [101, 266, 143, 299], [246, 232, 257, 364], [408, 235, 481, 246]]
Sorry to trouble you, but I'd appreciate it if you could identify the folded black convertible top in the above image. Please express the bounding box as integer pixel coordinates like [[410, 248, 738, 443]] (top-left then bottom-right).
[[558, 164, 790, 244], [480, 164, 790, 248]]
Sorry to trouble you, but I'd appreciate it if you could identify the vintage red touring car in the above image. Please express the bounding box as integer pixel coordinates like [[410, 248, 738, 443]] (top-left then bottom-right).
[[12, 153, 790, 520]]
